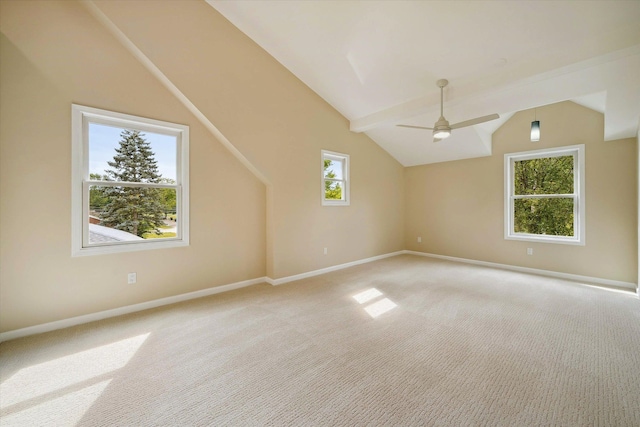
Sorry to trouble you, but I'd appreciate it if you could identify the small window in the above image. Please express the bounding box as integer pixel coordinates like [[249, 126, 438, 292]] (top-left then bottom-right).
[[72, 105, 189, 256], [504, 145, 584, 245], [322, 150, 350, 206]]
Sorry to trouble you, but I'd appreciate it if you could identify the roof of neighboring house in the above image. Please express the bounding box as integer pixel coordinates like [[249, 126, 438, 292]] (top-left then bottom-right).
[[88, 224, 144, 243]]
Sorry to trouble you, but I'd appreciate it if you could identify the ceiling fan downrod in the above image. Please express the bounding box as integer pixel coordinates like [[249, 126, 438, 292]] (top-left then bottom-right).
[[433, 79, 451, 140]]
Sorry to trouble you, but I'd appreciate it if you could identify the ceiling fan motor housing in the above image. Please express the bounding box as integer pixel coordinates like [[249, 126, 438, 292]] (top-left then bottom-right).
[[433, 116, 451, 139]]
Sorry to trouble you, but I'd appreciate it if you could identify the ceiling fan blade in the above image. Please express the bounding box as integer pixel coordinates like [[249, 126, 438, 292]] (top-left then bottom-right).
[[433, 137, 443, 143], [450, 113, 500, 130], [397, 124, 434, 130]]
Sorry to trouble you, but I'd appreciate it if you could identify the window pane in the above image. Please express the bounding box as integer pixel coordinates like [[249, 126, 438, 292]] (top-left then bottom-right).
[[323, 158, 343, 180], [324, 180, 343, 200], [89, 123, 177, 183], [321, 150, 349, 206], [514, 155, 573, 195], [514, 198, 574, 236], [88, 185, 177, 244]]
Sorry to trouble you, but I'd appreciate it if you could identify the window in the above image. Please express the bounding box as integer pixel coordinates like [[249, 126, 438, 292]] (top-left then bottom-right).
[[72, 105, 189, 256], [504, 145, 584, 245], [322, 150, 350, 206]]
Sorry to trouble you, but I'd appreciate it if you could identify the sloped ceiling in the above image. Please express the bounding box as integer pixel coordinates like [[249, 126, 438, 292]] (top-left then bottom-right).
[[208, 0, 640, 166]]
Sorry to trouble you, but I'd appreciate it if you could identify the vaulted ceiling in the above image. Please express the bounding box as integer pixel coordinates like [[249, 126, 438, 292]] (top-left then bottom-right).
[[208, 1, 640, 166]]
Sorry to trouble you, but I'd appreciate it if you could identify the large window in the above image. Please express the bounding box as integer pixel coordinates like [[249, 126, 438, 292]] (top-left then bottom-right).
[[504, 145, 584, 245], [72, 105, 189, 256], [322, 150, 350, 206]]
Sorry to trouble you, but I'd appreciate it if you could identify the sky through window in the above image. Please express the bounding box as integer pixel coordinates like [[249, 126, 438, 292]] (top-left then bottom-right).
[[88, 123, 177, 181]]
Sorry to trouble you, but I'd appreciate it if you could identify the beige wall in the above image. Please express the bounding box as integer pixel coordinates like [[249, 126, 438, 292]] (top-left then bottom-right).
[[88, 0, 406, 279], [0, 0, 405, 332], [0, 1, 634, 335], [0, 1, 268, 332], [406, 101, 638, 284]]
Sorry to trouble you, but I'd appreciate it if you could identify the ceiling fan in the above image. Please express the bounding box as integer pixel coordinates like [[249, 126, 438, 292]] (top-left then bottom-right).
[[397, 79, 499, 143]]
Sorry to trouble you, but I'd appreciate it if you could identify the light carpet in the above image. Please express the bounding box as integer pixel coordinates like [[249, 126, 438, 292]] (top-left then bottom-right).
[[1, 254, 639, 426]]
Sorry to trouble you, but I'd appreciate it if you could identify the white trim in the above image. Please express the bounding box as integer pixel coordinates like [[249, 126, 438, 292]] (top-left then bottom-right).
[[81, 0, 269, 186], [404, 250, 637, 291], [0, 250, 404, 341], [71, 104, 190, 256], [321, 149, 350, 206], [267, 251, 405, 286], [504, 144, 585, 245], [0, 277, 265, 343], [4, 250, 635, 342], [349, 45, 640, 134]]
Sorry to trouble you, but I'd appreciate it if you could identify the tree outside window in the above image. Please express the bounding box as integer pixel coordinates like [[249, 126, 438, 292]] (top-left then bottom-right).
[[513, 155, 574, 236], [324, 158, 343, 200], [72, 104, 189, 256], [98, 130, 167, 238], [505, 145, 584, 245], [322, 150, 349, 206]]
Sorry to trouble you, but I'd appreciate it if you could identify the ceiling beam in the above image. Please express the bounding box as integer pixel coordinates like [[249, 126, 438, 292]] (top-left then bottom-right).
[[350, 46, 640, 138]]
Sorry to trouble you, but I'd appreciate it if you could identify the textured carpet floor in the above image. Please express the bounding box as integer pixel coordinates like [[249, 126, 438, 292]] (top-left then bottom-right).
[[1, 255, 639, 426]]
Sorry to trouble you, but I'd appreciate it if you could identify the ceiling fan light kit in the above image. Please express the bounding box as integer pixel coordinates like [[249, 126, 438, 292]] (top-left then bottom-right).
[[432, 117, 451, 140], [397, 79, 499, 143]]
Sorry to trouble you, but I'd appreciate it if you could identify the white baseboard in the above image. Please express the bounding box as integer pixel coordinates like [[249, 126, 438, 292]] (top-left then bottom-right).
[[0, 277, 266, 343], [0, 251, 405, 342], [265, 251, 405, 286], [404, 250, 637, 291], [3, 249, 635, 342]]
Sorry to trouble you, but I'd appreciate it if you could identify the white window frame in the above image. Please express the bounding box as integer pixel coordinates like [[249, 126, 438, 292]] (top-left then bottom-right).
[[321, 150, 350, 206], [71, 104, 189, 256], [504, 144, 585, 245]]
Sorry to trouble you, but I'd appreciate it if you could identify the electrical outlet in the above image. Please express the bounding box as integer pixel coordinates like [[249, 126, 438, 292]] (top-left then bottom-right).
[[323, 247, 328, 255], [527, 248, 533, 255], [417, 237, 422, 243], [128, 272, 137, 284]]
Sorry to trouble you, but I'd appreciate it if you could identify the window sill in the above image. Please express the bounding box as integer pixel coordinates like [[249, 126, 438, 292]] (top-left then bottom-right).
[[72, 239, 189, 257], [505, 233, 584, 246], [322, 200, 350, 206]]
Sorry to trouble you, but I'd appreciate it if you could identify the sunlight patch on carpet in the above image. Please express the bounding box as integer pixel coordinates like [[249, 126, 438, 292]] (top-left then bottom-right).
[[0, 333, 149, 409], [352, 287, 398, 318], [352, 288, 383, 304], [0, 380, 112, 426], [364, 298, 397, 318]]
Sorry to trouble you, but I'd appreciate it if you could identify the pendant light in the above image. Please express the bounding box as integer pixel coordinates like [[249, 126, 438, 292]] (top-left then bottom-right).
[[531, 109, 540, 142]]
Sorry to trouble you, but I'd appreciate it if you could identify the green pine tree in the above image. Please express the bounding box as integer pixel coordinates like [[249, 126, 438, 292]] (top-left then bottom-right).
[[100, 130, 165, 237], [89, 173, 109, 212]]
